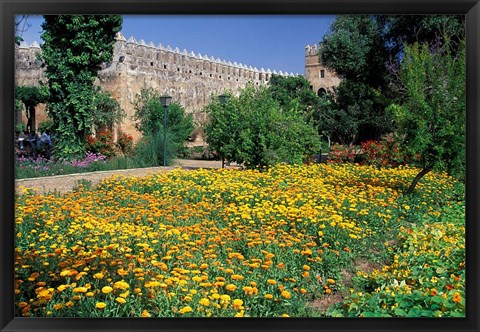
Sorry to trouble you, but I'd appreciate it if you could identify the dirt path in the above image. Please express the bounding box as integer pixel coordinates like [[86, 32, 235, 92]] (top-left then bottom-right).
[[15, 159, 240, 194]]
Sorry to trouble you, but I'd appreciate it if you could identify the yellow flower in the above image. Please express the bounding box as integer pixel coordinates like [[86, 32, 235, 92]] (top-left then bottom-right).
[[96, 302, 106, 309], [199, 298, 210, 306], [115, 297, 126, 304], [232, 299, 244, 310], [102, 286, 113, 294], [141, 309, 150, 317], [327, 279, 335, 284], [114, 280, 130, 290], [281, 314, 290, 317], [57, 285, 68, 292], [179, 306, 193, 314], [86, 292, 95, 297], [281, 291, 291, 299], [93, 273, 104, 279], [220, 294, 231, 302], [265, 294, 273, 299], [226, 284, 237, 291], [267, 279, 276, 285], [73, 287, 88, 293]]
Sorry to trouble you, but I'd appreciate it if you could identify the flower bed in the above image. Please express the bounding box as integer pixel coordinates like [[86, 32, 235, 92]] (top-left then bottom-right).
[[14, 164, 464, 317]]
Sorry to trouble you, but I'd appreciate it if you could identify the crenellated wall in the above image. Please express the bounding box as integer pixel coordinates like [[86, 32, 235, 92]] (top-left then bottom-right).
[[15, 34, 340, 143], [15, 32, 300, 141]]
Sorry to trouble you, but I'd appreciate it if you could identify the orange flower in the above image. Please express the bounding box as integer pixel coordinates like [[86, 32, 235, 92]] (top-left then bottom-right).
[[452, 292, 462, 303]]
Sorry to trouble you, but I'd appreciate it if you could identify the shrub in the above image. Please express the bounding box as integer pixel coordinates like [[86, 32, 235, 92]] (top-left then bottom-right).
[[205, 85, 319, 169], [132, 88, 194, 161], [358, 135, 407, 168], [116, 131, 134, 156], [86, 130, 117, 158], [327, 144, 356, 163], [133, 128, 178, 167]]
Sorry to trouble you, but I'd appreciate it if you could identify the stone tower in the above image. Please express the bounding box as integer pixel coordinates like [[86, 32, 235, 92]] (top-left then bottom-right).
[[304, 44, 341, 97]]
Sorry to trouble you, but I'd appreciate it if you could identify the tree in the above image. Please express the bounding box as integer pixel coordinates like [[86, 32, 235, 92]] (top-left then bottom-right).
[[15, 85, 48, 132], [205, 85, 319, 169], [41, 15, 122, 160], [205, 92, 250, 166], [319, 15, 392, 145], [92, 87, 126, 134], [132, 87, 194, 161], [377, 15, 465, 64], [387, 39, 465, 193], [268, 75, 319, 111]]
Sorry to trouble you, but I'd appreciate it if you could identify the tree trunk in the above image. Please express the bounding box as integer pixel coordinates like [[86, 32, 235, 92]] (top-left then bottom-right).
[[406, 167, 432, 194]]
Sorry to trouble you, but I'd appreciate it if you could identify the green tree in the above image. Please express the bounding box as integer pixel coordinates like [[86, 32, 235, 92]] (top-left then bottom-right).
[[15, 85, 48, 132], [377, 15, 465, 64], [92, 87, 126, 133], [387, 39, 465, 193], [205, 85, 319, 169], [204, 92, 245, 166], [132, 87, 194, 162], [319, 15, 392, 144], [268, 75, 319, 111], [41, 15, 122, 160]]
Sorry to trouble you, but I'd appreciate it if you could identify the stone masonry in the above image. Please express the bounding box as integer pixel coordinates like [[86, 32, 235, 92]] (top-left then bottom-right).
[[15, 33, 340, 142], [304, 43, 341, 97]]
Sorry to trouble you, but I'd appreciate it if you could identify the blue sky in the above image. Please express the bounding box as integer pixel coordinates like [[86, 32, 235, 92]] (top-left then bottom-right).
[[18, 15, 335, 74]]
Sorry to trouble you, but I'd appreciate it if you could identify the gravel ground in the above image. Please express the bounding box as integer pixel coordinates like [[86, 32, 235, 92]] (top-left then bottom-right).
[[15, 159, 241, 194]]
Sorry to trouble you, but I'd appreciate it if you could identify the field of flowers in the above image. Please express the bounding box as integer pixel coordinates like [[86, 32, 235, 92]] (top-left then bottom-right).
[[14, 163, 465, 317]]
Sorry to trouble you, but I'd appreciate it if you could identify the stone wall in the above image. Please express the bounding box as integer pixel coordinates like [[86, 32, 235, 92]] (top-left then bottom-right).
[[15, 35, 341, 143], [15, 33, 299, 142]]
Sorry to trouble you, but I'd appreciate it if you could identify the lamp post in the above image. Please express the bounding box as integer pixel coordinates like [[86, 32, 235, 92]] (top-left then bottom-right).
[[218, 94, 229, 168], [160, 95, 172, 167]]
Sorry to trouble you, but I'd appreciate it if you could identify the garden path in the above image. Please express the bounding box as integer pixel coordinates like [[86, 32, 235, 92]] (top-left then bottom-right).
[[15, 159, 241, 194]]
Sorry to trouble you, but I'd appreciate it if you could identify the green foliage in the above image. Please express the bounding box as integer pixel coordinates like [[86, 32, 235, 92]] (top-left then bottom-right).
[[40, 15, 122, 160], [15, 123, 26, 134], [92, 88, 126, 132], [320, 16, 388, 85], [205, 85, 320, 169], [327, 195, 465, 317], [386, 39, 465, 187], [132, 87, 194, 156], [318, 16, 392, 145], [318, 81, 391, 146], [204, 92, 245, 165], [377, 15, 465, 64], [133, 127, 178, 167], [37, 119, 54, 134], [268, 74, 319, 112], [15, 85, 48, 109]]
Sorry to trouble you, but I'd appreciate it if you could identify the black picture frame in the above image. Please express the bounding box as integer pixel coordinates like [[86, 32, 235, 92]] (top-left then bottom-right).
[[1, 1, 479, 331]]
